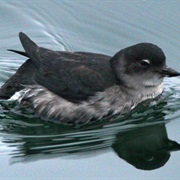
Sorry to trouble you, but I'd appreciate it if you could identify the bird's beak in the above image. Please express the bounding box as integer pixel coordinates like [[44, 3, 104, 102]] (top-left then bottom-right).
[[161, 67, 180, 77]]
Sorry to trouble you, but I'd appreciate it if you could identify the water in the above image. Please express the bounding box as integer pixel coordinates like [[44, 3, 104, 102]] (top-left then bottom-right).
[[0, 0, 180, 179]]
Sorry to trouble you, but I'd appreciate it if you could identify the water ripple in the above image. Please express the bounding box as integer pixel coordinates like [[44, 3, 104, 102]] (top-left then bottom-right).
[[0, 1, 179, 172], [0, 77, 179, 164]]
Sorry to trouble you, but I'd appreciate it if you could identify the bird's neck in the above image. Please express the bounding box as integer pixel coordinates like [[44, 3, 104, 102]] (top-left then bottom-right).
[[132, 82, 163, 102]]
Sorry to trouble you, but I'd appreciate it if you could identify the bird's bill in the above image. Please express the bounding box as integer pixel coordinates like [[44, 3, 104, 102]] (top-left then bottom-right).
[[161, 67, 180, 77]]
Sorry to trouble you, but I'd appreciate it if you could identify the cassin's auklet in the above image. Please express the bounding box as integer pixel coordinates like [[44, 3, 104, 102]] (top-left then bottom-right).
[[0, 32, 179, 124]]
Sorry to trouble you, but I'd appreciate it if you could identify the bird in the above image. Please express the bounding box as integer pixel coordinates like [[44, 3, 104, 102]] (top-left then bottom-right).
[[0, 32, 179, 124]]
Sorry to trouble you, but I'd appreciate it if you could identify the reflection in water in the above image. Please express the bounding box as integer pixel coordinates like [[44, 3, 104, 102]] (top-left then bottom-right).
[[0, 1, 179, 178], [0, 85, 180, 170], [113, 124, 180, 170]]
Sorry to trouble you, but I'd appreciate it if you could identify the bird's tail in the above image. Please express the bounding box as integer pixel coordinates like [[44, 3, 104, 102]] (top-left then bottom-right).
[[19, 32, 40, 67]]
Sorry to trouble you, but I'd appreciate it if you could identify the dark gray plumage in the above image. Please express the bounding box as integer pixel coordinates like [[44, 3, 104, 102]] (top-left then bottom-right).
[[0, 32, 179, 124]]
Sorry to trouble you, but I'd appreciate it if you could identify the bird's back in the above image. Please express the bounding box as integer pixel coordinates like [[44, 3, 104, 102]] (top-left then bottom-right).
[[0, 34, 120, 101]]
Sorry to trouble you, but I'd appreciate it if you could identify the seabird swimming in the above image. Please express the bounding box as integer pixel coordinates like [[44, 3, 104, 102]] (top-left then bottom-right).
[[0, 32, 179, 124]]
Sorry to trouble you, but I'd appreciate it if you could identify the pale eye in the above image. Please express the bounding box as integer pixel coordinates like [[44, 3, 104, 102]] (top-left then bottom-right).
[[140, 59, 151, 67], [143, 153, 154, 161]]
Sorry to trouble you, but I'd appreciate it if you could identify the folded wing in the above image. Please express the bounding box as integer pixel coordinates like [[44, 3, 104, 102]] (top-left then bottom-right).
[[12, 33, 120, 102]]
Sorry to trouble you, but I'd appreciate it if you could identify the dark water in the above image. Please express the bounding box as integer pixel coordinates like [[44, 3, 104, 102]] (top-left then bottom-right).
[[0, 1, 180, 179]]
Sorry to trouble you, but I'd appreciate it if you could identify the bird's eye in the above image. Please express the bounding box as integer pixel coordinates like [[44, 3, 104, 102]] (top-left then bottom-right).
[[140, 59, 151, 67], [143, 153, 154, 161]]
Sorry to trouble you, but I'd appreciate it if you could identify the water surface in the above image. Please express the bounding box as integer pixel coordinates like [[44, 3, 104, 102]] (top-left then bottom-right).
[[0, 1, 180, 179]]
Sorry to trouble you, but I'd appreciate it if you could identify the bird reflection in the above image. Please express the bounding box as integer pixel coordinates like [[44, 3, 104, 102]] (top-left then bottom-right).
[[0, 97, 179, 171], [112, 123, 180, 170]]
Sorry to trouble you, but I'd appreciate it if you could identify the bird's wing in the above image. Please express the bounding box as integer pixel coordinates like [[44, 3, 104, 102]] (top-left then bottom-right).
[[18, 32, 119, 102]]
